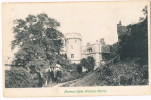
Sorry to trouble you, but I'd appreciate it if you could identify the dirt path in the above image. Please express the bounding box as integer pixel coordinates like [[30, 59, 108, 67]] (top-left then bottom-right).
[[52, 78, 81, 87], [43, 78, 81, 88], [51, 72, 94, 87]]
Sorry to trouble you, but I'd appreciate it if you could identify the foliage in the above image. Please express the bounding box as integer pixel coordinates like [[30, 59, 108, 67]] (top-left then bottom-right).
[[80, 58, 87, 67], [12, 13, 65, 69], [119, 6, 148, 65], [97, 59, 148, 86], [77, 64, 82, 74], [80, 56, 95, 72], [86, 56, 95, 71], [5, 67, 39, 88], [9, 13, 74, 87]]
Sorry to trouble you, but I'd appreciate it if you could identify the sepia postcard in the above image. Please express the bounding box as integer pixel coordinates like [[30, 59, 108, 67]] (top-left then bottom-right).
[[2, 0, 151, 97]]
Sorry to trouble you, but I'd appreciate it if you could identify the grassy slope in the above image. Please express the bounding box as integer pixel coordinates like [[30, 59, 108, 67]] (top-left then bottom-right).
[[63, 58, 148, 87]]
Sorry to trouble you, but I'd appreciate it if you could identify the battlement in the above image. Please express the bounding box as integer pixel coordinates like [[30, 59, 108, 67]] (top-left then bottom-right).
[[65, 33, 82, 40]]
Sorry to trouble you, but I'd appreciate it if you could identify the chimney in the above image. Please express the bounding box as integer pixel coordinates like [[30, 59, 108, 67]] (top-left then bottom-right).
[[100, 38, 105, 45]]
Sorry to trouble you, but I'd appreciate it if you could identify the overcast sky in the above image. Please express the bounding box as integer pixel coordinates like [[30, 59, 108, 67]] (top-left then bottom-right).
[[3, 1, 148, 59]]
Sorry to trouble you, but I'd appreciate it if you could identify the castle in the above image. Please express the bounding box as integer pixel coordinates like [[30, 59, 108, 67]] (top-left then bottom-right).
[[61, 21, 126, 69], [64, 33, 111, 69]]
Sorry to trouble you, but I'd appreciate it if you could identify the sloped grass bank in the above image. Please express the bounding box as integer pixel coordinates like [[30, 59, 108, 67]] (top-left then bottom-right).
[[63, 58, 148, 87]]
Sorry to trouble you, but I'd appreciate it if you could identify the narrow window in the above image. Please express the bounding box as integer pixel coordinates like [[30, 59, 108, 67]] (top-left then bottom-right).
[[71, 54, 74, 58], [71, 45, 73, 49], [90, 48, 93, 52]]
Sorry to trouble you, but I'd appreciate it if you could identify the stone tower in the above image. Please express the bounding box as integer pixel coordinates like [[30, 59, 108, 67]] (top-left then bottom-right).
[[65, 33, 82, 64], [117, 21, 122, 42], [117, 21, 128, 43]]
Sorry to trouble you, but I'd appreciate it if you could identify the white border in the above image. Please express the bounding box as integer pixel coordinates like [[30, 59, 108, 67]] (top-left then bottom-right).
[[0, 0, 151, 100]]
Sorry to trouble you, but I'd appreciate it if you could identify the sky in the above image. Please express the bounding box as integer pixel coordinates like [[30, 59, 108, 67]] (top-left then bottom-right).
[[3, 1, 148, 60]]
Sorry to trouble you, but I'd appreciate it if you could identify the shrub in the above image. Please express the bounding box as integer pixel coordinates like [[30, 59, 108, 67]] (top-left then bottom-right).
[[5, 67, 38, 88], [97, 58, 148, 86], [80, 56, 95, 72], [77, 64, 82, 74], [102, 66, 113, 77]]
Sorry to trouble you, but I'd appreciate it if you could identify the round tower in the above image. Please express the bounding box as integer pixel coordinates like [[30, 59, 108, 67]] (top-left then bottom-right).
[[65, 33, 82, 64]]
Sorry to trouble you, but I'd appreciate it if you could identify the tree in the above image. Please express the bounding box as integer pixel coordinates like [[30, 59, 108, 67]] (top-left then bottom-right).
[[11, 13, 66, 86], [80, 57, 95, 72], [80, 58, 87, 67], [86, 56, 95, 72], [77, 64, 82, 74]]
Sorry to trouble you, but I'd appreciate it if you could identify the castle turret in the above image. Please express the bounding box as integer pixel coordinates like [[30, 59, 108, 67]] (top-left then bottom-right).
[[65, 33, 82, 64], [117, 21, 128, 43], [117, 21, 122, 42]]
